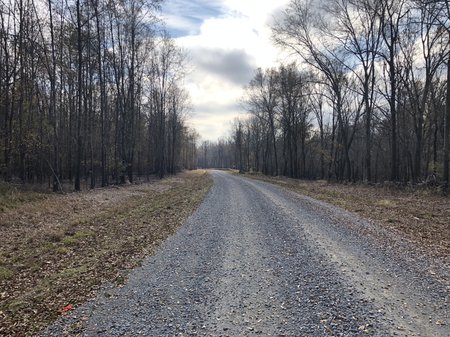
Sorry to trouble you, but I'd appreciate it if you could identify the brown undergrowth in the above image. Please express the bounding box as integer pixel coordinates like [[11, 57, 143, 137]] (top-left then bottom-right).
[[240, 172, 449, 260], [0, 170, 212, 336]]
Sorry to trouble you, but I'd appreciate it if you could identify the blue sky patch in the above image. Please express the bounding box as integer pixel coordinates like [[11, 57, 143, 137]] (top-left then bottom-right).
[[162, 0, 226, 37]]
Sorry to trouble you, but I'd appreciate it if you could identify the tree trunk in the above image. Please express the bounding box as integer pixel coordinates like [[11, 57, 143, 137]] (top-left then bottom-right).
[[75, 0, 82, 191], [444, 50, 450, 193], [92, 0, 107, 187], [269, 113, 278, 176], [364, 83, 372, 183], [389, 56, 398, 182]]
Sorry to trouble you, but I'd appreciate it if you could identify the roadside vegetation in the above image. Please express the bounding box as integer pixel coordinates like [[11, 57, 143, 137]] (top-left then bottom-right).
[[0, 170, 212, 336]]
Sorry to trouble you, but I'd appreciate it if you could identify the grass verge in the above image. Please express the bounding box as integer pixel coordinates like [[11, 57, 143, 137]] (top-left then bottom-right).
[[0, 170, 212, 336]]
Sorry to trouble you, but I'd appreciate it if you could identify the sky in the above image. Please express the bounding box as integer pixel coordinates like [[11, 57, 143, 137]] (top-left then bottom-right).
[[161, 0, 291, 142]]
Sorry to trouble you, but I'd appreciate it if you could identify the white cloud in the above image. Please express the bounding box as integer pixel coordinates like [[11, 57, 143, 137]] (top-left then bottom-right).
[[165, 0, 290, 141]]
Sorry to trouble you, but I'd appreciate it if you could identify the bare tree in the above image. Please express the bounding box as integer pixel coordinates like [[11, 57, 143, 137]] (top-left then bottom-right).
[[273, 0, 363, 180], [325, 0, 383, 182], [244, 68, 279, 175]]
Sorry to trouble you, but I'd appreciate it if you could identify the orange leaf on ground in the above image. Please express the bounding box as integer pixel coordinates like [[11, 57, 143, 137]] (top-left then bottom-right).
[[62, 304, 74, 313]]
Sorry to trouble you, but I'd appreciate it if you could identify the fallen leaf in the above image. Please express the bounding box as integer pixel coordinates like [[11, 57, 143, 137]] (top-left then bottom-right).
[[62, 304, 74, 313]]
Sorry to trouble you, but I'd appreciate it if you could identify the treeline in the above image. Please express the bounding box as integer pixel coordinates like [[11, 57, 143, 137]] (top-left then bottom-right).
[[204, 0, 450, 189], [0, 0, 198, 191]]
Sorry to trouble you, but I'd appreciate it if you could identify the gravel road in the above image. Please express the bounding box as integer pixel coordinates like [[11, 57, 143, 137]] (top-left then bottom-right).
[[44, 170, 449, 337]]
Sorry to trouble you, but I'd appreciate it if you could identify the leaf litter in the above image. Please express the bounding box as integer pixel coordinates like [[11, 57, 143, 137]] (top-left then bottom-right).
[[0, 170, 212, 336]]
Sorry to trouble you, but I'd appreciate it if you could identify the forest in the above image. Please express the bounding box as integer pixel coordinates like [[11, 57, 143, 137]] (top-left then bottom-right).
[[0, 0, 198, 192], [201, 0, 450, 191]]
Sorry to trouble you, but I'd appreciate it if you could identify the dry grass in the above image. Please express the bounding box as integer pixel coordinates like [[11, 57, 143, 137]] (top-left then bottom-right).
[[240, 173, 450, 260], [0, 183, 49, 212], [0, 171, 212, 336]]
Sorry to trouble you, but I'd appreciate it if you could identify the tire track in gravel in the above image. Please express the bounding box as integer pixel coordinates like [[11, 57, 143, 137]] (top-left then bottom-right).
[[43, 170, 448, 337]]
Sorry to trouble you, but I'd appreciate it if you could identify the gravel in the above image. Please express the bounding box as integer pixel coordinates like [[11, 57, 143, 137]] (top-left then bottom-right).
[[43, 170, 449, 336]]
